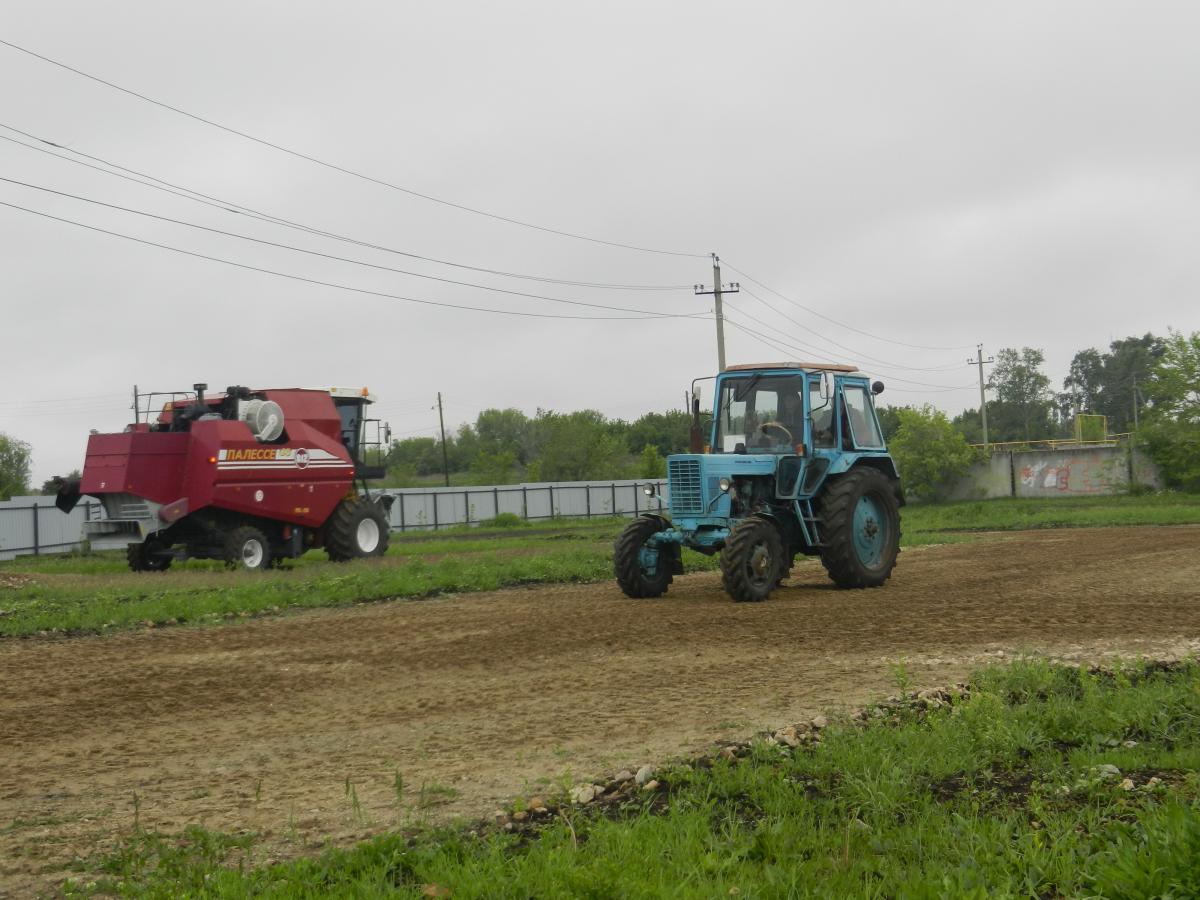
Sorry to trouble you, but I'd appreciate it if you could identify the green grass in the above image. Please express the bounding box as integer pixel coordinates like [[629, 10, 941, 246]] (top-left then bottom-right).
[[902, 492, 1200, 536], [60, 659, 1200, 897], [0, 540, 717, 639], [0, 519, 721, 638], [2, 493, 1196, 639]]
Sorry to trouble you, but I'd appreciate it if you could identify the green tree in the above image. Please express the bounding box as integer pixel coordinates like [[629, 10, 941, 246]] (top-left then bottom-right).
[[988, 347, 1054, 442], [638, 444, 666, 479], [950, 407, 984, 445], [875, 405, 916, 442], [1061, 333, 1164, 433], [888, 406, 978, 501], [627, 411, 691, 456], [1139, 329, 1200, 490], [0, 433, 32, 500], [527, 409, 628, 481], [473, 408, 532, 464], [471, 449, 519, 485]]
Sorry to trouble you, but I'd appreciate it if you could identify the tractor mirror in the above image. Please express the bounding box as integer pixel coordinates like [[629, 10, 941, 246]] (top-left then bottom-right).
[[871, 381, 885, 395]]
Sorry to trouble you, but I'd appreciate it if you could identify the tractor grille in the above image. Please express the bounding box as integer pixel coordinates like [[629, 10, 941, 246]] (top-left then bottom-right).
[[668, 458, 704, 515]]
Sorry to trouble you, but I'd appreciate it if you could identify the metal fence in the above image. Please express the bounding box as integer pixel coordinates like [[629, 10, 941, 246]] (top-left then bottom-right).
[[0, 496, 103, 561], [378, 479, 668, 531], [0, 480, 668, 561]]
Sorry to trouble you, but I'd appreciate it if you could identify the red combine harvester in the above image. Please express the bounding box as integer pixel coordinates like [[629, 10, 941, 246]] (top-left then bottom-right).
[[56, 383, 394, 571]]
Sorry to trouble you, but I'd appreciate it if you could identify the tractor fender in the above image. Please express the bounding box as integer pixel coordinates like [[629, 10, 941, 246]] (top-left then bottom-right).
[[824, 458, 906, 506], [638, 513, 673, 531], [827, 454, 900, 480]]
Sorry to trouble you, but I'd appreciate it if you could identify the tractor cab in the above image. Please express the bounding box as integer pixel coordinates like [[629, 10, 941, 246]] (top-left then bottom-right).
[[713, 363, 886, 456], [328, 387, 385, 479]]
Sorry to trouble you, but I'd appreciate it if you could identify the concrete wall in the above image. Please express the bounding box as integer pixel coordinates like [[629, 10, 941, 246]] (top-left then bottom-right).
[[944, 443, 1160, 501], [944, 452, 1014, 501]]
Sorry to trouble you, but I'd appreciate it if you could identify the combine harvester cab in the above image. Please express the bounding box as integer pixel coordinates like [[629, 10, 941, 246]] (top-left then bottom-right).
[[615, 362, 905, 603], [57, 384, 393, 571]]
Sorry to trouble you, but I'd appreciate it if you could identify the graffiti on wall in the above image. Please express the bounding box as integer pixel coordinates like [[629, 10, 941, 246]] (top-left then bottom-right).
[[1017, 452, 1125, 495], [1020, 460, 1071, 491]]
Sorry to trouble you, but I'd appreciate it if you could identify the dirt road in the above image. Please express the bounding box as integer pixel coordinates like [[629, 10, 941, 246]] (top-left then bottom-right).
[[2, 526, 1199, 893]]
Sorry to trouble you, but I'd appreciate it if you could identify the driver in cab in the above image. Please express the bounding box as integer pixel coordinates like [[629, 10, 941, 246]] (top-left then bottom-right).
[[748, 391, 804, 451]]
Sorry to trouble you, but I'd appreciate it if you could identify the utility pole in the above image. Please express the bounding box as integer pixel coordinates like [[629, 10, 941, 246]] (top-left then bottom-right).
[[436, 392, 450, 487], [1131, 374, 1140, 430], [694, 253, 739, 372], [967, 344, 995, 446]]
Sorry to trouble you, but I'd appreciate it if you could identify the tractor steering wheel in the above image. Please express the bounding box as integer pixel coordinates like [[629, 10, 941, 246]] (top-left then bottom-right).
[[759, 421, 794, 444]]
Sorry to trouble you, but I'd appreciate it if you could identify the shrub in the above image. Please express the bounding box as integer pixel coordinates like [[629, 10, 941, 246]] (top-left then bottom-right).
[[888, 406, 980, 501]]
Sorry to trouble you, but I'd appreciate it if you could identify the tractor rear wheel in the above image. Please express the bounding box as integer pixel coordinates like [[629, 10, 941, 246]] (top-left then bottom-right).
[[614, 516, 674, 598], [816, 468, 900, 588], [127, 538, 172, 573], [721, 515, 784, 602], [325, 500, 390, 562], [224, 525, 272, 572]]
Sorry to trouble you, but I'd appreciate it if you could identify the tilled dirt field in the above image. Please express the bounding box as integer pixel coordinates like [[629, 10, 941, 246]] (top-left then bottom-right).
[[2, 525, 1199, 894]]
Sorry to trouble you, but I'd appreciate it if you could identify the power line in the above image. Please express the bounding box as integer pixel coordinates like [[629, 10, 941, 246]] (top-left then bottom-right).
[[0, 175, 694, 318], [737, 287, 963, 373], [722, 317, 800, 359], [0, 392, 126, 406], [0, 197, 712, 322], [0, 123, 692, 291], [722, 303, 969, 388], [722, 260, 974, 351], [721, 310, 976, 390], [0, 38, 706, 258]]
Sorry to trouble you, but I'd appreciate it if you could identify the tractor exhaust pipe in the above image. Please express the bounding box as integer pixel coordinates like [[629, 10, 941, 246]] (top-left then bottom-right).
[[689, 395, 703, 453]]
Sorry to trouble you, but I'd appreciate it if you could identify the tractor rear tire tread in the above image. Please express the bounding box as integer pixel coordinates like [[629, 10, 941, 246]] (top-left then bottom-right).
[[614, 516, 674, 599], [720, 515, 784, 602], [325, 499, 391, 562], [816, 468, 901, 589]]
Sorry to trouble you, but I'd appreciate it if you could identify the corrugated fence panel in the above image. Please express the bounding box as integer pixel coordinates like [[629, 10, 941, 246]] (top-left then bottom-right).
[[0, 498, 102, 561], [378, 480, 667, 531]]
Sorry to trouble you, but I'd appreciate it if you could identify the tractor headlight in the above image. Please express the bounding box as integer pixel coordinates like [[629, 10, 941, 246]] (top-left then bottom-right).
[[718, 477, 732, 492], [643, 484, 656, 497]]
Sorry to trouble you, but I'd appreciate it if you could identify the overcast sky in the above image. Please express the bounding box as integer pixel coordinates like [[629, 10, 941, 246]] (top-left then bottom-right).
[[3, 1, 1198, 483]]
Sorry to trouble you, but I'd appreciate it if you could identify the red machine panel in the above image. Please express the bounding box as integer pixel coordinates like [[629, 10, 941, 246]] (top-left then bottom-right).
[[79, 432, 190, 503]]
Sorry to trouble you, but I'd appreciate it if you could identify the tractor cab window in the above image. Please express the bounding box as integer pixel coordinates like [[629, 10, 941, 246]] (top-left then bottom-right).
[[716, 374, 806, 453], [842, 384, 885, 449], [809, 379, 836, 448], [333, 398, 365, 459]]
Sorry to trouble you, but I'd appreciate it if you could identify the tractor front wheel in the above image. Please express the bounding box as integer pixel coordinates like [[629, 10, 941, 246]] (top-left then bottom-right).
[[816, 468, 901, 588], [224, 525, 272, 571], [721, 516, 784, 602], [325, 500, 391, 562], [127, 538, 172, 573], [614, 516, 675, 599]]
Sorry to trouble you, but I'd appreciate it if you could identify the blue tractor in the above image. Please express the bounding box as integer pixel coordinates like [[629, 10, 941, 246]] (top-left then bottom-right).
[[615, 362, 904, 602]]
